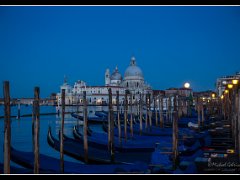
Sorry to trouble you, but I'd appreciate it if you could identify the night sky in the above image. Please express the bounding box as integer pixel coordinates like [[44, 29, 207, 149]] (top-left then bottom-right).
[[0, 6, 239, 98]]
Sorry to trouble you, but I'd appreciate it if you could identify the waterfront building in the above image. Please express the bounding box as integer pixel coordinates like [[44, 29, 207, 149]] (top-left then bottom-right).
[[56, 56, 153, 105], [165, 87, 193, 98], [216, 72, 240, 96]]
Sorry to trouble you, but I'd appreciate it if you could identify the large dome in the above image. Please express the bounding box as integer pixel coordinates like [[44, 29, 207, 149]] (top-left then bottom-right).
[[124, 57, 144, 80], [111, 66, 122, 80]]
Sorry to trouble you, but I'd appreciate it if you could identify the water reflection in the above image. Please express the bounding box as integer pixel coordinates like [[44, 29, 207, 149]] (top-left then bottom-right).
[[0, 105, 111, 167]]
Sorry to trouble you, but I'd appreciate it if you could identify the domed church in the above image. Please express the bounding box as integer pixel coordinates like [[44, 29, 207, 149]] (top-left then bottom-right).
[[57, 56, 152, 105], [123, 56, 146, 90], [105, 56, 152, 100]]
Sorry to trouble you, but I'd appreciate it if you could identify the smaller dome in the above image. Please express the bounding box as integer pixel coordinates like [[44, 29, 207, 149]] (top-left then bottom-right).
[[111, 66, 122, 81]]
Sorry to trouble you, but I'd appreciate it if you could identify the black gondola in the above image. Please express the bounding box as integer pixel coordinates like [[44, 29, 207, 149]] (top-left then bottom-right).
[[10, 146, 149, 174], [48, 127, 152, 164]]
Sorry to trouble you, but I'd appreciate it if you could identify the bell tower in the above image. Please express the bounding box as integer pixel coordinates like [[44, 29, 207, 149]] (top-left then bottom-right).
[[105, 68, 110, 86]]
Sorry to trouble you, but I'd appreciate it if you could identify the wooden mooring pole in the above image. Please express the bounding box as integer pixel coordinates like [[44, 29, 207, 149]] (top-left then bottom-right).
[[77, 96, 81, 126], [130, 93, 133, 137], [148, 93, 152, 130], [183, 98, 187, 117], [60, 89, 65, 173], [168, 96, 171, 123], [234, 86, 239, 153], [17, 101, 20, 119], [83, 91, 88, 163], [187, 99, 190, 117], [32, 100, 35, 153], [197, 97, 201, 128], [201, 101, 205, 127], [3, 81, 11, 174], [223, 93, 227, 120], [231, 89, 235, 141], [237, 86, 240, 162], [139, 93, 143, 135], [224, 92, 228, 118], [178, 97, 182, 119], [145, 93, 148, 130], [159, 94, 164, 128], [116, 91, 121, 144], [34, 87, 40, 174], [221, 96, 224, 119], [227, 92, 231, 123], [154, 95, 158, 126], [172, 95, 178, 170], [124, 90, 128, 142], [108, 88, 115, 162]]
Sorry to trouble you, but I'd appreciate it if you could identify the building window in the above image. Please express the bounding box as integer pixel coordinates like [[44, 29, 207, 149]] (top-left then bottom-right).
[[137, 82, 139, 87], [127, 82, 128, 87]]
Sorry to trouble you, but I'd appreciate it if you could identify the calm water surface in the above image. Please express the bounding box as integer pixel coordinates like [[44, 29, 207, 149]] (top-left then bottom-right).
[[0, 105, 109, 167]]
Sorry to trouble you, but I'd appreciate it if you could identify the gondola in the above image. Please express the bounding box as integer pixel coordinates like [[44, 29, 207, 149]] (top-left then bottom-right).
[[95, 111, 133, 123], [103, 121, 196, 140], [10, 146, 149, 174], [0, 162, 33, 174], [150, 142, 203, 174], [74, 125, 206, 157], [72, 126, 157, 153], [102, 121, 212, 148], [71, 112, 107, 123], [48, 127, 152, 164]]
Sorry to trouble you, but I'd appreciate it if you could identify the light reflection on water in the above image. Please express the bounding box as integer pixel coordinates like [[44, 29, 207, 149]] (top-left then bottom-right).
[[0, 105, 109, 167]]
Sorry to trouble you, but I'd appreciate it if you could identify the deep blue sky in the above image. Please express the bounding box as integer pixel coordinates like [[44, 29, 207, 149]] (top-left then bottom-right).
[[0, 6, 240, 98]]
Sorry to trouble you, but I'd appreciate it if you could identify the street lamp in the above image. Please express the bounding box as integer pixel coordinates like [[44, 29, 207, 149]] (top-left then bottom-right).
[[227, 84, 233, 89], [232, 79, 239, 85], [211, 93, 216, 99], [220, 95, 224, 99]]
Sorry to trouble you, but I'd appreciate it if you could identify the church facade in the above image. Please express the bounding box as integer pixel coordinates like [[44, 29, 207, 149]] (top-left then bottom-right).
[[56, 56, 153, 105]]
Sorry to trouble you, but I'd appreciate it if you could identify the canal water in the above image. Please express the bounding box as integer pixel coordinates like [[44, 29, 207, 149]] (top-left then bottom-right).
[[0, 105, 109, 168]]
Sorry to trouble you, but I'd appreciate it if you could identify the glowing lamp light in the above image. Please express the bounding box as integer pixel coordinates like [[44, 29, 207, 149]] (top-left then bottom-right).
[[224, 89, 229, 94], [227, 84, 233, 89], [232, 79, 239, 85], [226, 149, 235, 154], [184, 82, 190, 89], [220, 95, 224, 99], [211, 93, 216, 98]]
